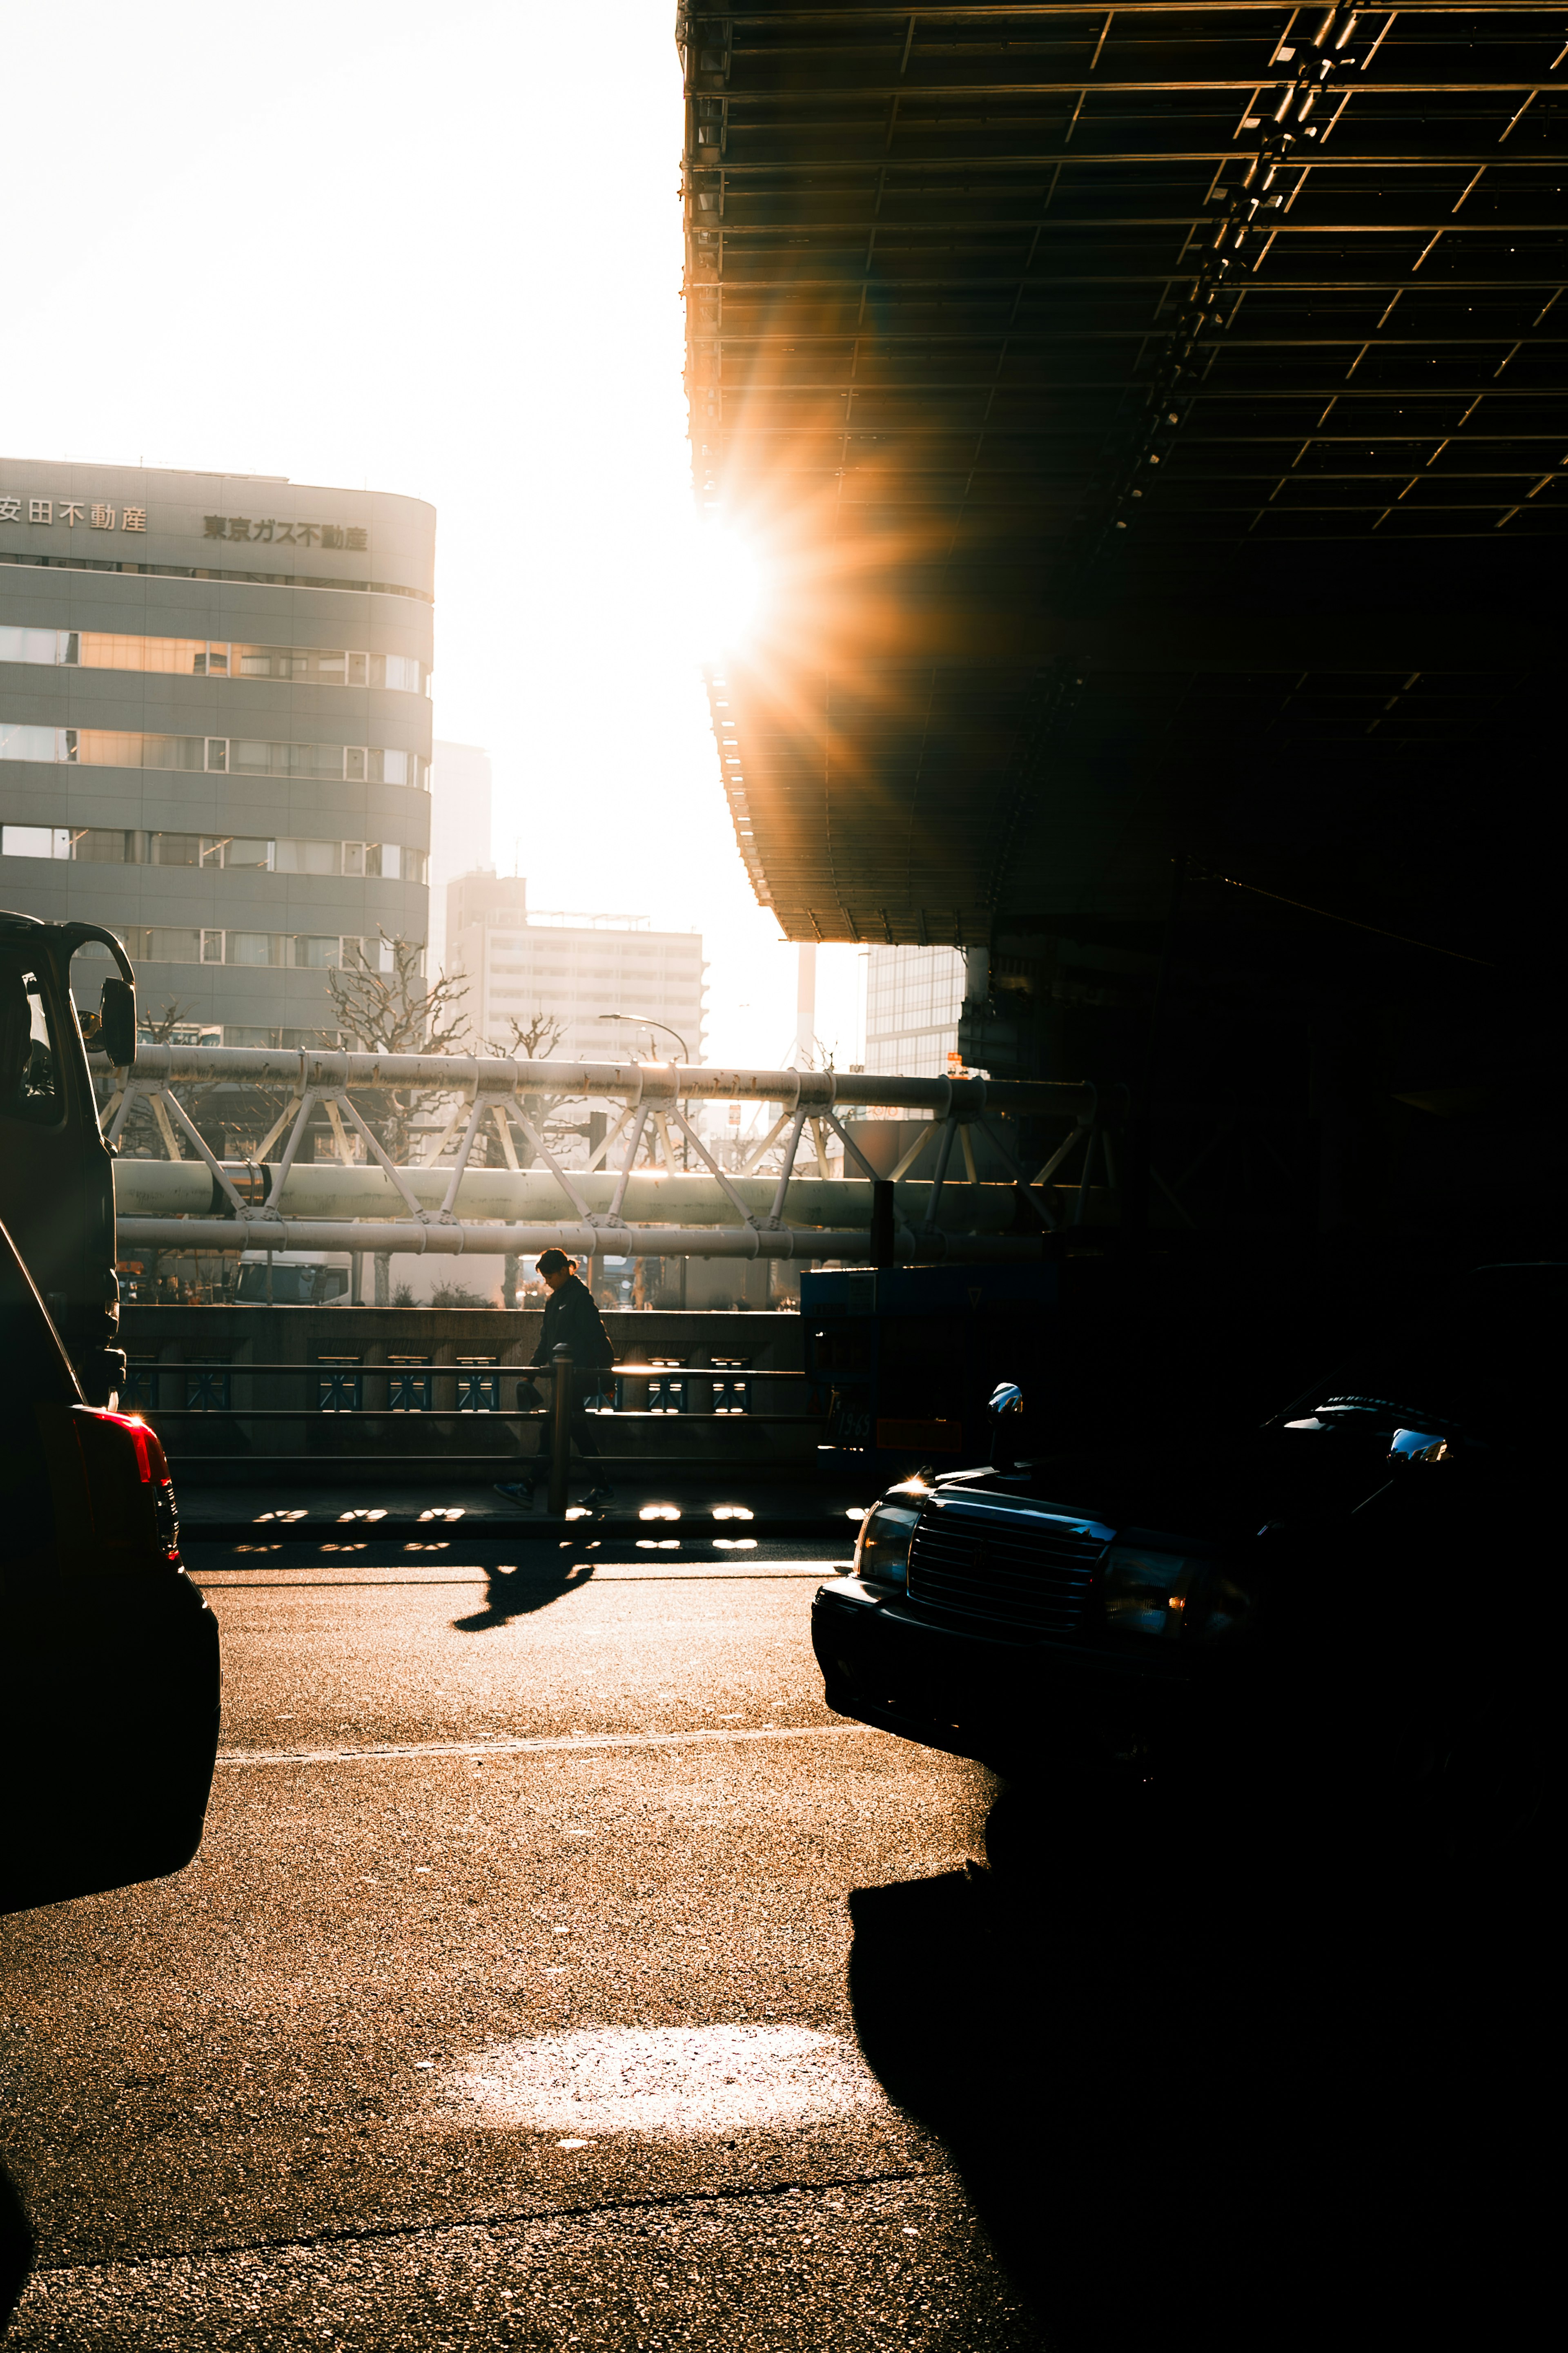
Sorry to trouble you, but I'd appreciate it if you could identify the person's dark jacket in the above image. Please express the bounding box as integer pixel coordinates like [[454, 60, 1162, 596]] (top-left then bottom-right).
[[530, 1274, 614, 1370]]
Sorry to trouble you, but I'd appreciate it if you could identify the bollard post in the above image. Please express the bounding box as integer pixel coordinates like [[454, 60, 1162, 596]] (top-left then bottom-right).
[[548, 1342, 573, 1516]]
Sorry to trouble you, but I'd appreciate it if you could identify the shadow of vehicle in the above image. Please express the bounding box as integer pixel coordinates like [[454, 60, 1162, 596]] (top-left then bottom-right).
[[847, 1782, 1543, 2352], [452, 1558, 597, 1633]]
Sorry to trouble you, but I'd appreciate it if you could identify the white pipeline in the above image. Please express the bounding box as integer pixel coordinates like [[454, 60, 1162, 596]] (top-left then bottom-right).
[[112, 1161, 1024, 1229], [108, 1043, 1113, 1123], [113, 1216, 1050, 1263]]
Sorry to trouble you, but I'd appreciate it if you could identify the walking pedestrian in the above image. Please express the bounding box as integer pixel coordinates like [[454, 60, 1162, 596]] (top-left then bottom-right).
[[495, 1249, 617, 1508]]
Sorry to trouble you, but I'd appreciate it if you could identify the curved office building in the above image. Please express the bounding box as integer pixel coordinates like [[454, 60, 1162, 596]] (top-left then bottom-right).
[[0, 459, 433, 1043]]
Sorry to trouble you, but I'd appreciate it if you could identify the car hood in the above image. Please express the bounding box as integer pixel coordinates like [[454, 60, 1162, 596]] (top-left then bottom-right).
[[935, 1430, 1380, 1548]]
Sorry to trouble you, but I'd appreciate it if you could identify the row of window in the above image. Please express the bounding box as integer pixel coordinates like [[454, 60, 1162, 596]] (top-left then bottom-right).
[[867, 952, 964, 1034], [2, 824, 425, 881], [128, 1026, 338, 1051], [118, 929, 421, 973], [489, 991, 705, 1010], [488, 958, 705, 976], [0, 627, 427, 694], [2, 551, 429, 602], [0, 725, 427, 786]]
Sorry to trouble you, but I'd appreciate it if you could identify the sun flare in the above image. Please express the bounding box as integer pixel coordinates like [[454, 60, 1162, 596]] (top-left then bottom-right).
[[686, 520, 766, 659]]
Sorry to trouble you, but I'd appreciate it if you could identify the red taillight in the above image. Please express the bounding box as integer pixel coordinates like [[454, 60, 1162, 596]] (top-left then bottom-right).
[[95, 1410, 159, 1483]]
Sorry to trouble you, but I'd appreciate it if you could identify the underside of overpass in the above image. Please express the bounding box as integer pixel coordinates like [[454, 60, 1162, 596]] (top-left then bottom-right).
[[677, 2, 1563, 1237]]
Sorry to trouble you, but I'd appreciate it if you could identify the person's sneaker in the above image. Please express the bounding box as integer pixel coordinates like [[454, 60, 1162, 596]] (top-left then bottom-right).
[[579, 1483, 617, 1509], [493, 1478, 535, 1508]]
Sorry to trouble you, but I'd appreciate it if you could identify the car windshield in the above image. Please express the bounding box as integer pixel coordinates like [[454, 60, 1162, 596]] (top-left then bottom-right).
[[0, 956, 62, 1124], [1294, 1265, 1563, 1441]]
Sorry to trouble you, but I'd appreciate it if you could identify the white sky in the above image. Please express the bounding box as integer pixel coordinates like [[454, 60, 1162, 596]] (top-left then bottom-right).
[[1, 0, 865, 1072]]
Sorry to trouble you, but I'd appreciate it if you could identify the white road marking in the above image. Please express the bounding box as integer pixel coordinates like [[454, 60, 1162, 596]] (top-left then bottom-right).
[[216, 1723, 868, 1768]]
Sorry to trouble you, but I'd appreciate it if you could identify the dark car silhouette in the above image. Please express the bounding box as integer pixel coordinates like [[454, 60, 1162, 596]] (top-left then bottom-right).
[[813, 1261, 1557, 1857], [0, 1212, 220, 1912]]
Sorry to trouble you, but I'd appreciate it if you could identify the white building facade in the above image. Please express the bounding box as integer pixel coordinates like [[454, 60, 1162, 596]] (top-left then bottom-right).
[[446, 872, 707, 1066], [863, 944, 965, 1080], [426, 740, 492, 984]]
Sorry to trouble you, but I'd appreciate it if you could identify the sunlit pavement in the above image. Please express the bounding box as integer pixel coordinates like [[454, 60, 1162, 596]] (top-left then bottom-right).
[[0, 1544, 1044, 2350], [2, 1542, 1538, 2350]]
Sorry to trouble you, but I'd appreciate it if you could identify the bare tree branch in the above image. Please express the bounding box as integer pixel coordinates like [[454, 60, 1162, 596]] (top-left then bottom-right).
[[492, 1009, 566, 1062], [327, 938, 468, 1057], [324, 937, 470, 1160]]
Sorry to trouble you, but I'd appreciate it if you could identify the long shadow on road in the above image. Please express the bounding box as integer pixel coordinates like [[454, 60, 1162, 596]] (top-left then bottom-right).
[[450, 1558, 597, 1633], [848, 1785, 1539, 2353]]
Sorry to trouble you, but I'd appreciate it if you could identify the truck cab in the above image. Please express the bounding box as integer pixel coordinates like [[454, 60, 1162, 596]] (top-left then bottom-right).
[[0, 912, 136, 1404]]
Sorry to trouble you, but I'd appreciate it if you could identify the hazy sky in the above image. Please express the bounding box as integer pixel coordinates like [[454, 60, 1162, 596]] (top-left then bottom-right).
[[1, 0, 864, 1071]]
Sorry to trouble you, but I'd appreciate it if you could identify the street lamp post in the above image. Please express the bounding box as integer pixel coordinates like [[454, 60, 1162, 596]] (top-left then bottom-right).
[[595, 1014, 693, 1168], [595, 1012, 690, 1068]]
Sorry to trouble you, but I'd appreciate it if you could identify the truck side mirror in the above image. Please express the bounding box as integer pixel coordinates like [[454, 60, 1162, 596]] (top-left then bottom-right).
[[988, 1381, 1024, 1472], [98, 977, 136, 1068]]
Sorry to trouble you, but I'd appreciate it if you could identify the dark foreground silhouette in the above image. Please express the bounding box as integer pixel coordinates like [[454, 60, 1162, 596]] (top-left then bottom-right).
[[0, 2159, 30, 2336], [849, 1782, 1545, 2351]]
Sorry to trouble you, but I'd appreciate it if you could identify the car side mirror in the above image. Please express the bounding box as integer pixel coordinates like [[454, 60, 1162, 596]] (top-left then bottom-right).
[[1388, 1427, 1452, 1464], [98, 977, 136, 1068], [989, 1380, 1024, 1472]]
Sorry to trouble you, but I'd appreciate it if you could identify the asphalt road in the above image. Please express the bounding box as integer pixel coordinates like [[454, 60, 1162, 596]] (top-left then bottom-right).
[[0, 1543, 1541, 2349]]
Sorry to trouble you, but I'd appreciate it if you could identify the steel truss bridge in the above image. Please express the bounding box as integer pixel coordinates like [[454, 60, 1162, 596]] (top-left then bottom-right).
[[102, 1045, 1128, 1263]]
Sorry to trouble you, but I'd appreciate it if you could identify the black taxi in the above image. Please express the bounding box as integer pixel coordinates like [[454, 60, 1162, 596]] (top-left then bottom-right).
[[813, 1262, 1556, 1850]]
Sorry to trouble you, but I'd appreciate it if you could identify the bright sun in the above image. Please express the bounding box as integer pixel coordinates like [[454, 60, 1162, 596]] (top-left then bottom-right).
[[686, 520, 766, 660]]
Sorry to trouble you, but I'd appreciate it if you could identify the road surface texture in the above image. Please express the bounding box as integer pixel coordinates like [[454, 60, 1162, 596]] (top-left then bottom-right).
[[0, 1539, 1539, 2349]]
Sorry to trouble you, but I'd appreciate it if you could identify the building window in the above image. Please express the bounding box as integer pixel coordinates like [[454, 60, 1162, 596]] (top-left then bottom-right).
[[140, 928, 203, 964], [1, 821, 426, 875], [150, 834, 200, 867], [0, 626, 428, 694], [71, 827, 133, 863], [227, 932, 280, 967], [274, 838, 339, 876], [0, 627, 66, 666], [0, 724, 67, 763], [1, 823, 70, 859], [0, 724, 425, 783], [117, 928, 419, 970]]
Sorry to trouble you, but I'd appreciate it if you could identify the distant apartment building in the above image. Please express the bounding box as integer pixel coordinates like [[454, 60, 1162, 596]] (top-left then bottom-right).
[[446, 872, 707, 1064], [0, 457, 433, 1042], [864, 944, 964, 1079], [427, 740, 492, 984]]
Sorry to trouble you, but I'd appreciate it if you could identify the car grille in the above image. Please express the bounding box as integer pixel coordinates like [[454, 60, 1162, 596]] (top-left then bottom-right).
[[906, 1500, 1110, 1635]]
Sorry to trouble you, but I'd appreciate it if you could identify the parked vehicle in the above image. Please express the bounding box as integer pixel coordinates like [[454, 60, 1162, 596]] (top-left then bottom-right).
[[234, 1250, 350, 1305], [0, 1209, 220, 1911], [0, 911, 135, 1403], [813, 1262, 1557, 1857], [0, 914, 220, 1909]]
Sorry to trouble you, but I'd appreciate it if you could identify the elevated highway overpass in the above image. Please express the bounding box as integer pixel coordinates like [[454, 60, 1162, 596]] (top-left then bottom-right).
[[677, 4, 1562, 1220]]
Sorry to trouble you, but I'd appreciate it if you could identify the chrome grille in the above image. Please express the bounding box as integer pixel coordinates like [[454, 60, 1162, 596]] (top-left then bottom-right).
[[906, 1500, 1110, 1635]]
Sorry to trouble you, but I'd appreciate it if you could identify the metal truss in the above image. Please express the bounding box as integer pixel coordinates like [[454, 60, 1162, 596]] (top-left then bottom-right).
[[100, 1044, 1123, 1262]]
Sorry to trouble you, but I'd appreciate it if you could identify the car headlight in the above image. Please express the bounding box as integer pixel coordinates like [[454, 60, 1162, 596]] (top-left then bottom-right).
[[853, 1490, 925, 1592], [1102, 1546, 1195, 1639], [1191, 1569, 1254, 1643]]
